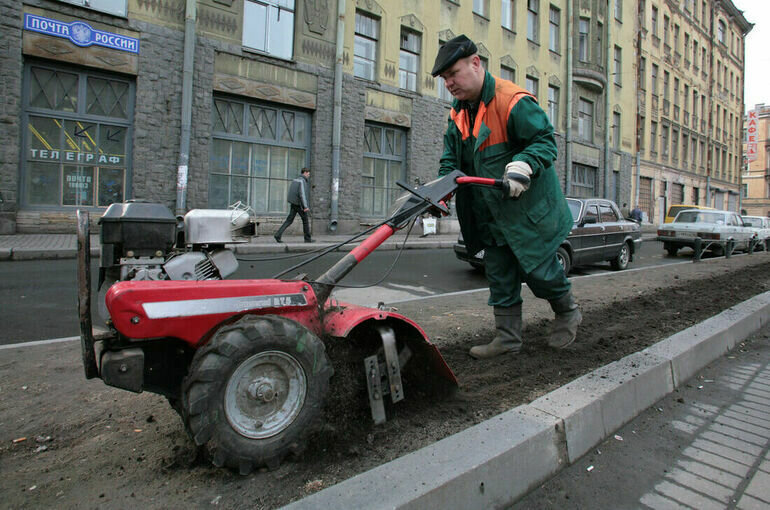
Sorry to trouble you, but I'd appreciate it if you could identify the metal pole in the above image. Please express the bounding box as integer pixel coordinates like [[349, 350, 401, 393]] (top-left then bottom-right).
[[175, 0, 197, 216], [565, 0, 574, 196], [603, 0, 612, 199], [329, 0, 345, 231]]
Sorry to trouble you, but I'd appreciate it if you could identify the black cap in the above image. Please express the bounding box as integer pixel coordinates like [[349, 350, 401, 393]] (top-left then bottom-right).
[[431, 35, 478, 77]]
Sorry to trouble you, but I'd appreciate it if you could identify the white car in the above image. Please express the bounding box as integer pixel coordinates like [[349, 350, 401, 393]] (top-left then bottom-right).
[[741, 215, 770, 250], [656, 209, 756, 257]]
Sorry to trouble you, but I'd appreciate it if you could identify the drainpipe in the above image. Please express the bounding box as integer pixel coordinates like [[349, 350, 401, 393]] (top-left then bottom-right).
[[603, 0, 611, 199], [705, 4, 714, 208], [175, 0, 197, 216], [634, 0, 642, 207], [329, 0, 345, 231], [565, 0, 574, 196]]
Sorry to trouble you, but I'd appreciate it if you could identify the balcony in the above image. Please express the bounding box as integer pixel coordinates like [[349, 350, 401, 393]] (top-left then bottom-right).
[[572, 66, 606, 93]]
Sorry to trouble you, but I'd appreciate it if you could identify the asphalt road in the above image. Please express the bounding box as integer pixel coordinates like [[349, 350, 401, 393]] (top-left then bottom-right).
[[0, 241, 694, 345]]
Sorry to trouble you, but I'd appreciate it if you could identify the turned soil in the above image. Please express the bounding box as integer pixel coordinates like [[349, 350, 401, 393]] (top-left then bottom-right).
[[1, 254, 769, 509]]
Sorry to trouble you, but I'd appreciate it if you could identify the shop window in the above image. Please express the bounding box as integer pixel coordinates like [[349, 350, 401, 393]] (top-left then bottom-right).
[[571, 164, 597, 198], [22, 63, 133, 209], [361, 123, 406, 218], [209, 97, 310, 214], [243, 0, 295, 60]]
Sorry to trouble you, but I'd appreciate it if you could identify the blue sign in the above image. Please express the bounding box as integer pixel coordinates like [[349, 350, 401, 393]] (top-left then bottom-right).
[[24, 14, 139, 54]]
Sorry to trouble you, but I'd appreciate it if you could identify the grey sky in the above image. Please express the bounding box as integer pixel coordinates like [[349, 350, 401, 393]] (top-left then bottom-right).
[[732, 0, 766, 111]]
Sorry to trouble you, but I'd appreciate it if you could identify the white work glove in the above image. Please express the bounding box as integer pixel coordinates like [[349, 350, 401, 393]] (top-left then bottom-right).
[[503, 161, 532, 198]]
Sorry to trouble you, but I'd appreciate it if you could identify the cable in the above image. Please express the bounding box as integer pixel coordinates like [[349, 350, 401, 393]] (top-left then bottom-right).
[[303, 217, 417, 289]]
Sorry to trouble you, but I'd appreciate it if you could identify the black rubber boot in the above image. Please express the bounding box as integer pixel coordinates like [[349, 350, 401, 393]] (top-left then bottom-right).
[[469, 304, 523, 359], [548, 291, 582, 348]]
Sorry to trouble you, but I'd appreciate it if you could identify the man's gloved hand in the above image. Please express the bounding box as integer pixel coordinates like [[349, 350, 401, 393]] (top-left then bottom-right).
[[503, 161, 532, 198]]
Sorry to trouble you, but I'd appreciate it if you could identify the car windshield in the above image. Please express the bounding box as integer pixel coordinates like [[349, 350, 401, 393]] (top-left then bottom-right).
[[674, 211, 724, 224], [566, 199, 582, 222]]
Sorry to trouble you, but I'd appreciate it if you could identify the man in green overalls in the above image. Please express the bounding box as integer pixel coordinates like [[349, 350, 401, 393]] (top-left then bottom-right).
[[434, 35, 582, 359]]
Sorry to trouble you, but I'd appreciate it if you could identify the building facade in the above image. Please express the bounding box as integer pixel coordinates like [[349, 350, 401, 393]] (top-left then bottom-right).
[[0, 0, 749, 234], [742, 104, 770, 216], [633, 0, 751, 224]]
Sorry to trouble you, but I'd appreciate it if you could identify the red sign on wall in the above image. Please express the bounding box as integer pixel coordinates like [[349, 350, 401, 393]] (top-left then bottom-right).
[[747, 110, 758, 162]]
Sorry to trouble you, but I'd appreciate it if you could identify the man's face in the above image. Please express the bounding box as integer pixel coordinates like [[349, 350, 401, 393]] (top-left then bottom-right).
[[439, 55, 483, 102]]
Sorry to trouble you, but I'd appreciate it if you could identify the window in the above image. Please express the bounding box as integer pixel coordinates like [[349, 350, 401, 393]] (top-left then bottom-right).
[[651, 64, 658, 96], [682, 134, 688, 162], [473, 0, 489, 18], [22, 63, 134, 209], [578, 18, 590, 62], [639, 115, 645, 152], [612, 112, 621, 150], [639, 57, 646, 90], [399, 29, 420, 92], [718, 20, 726, 44], [527, 0, 539, 43], [571, 164, 597, 197], [60, 0, 126, 17], [578, 98, 593, 143], [210, 97, 311, 213], [361, 124, 406, 217], [685, 34, 690, 61], [673, 78, 679, 108], [525, 75, 539, 96], [549, 6, 560, 53], [640, 0, 646, 29], [663, 70, 669, 101], [674, 25, 680, 53], [436, 39, 454, 101], [661, 125, 669, 158], [664, 15, 670, 47], [479, 56, 488, 70], [613, 46, 622, 86], [651, 121, 657, 153], [614, 0, 622, 22], [243, 0, 295, 60], [702, 48, 707, 71], [693, 40, 698, 69], [651, 6, 658, 38], [354, 11, 379, 80], [548, 85, 559, 127], [672, 128, 678, 160], [501, 0, 515, 30], [501, 65, 515, 83]]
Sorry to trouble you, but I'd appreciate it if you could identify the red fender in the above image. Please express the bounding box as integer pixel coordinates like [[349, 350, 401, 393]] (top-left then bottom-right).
[[322, 300, 458, 385]]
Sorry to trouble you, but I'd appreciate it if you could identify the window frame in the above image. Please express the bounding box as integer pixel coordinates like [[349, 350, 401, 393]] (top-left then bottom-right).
[[242, 0, 296, 60], [354, 11, 380, 81], [398, 28, 421, 92]]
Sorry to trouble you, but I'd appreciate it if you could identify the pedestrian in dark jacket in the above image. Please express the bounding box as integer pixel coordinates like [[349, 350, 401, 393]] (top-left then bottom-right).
[[433, 35, 581, 359], [274, 167, 313, 243]]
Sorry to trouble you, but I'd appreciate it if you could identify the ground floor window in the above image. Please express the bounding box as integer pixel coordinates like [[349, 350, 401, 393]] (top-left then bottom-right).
[[360, 123, 407, 218], [672, 183, 684, 204], [21, 62, 133, 208], [209, 97, 311, 213], [570, 163, 597, 198]]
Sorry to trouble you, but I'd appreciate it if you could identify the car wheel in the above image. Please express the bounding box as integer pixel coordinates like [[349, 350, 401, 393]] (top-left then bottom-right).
[[664, 243, 678, 257], [611, 242, 631, 270], [182, 315, 332, 474], [556, 246, 571, 275]]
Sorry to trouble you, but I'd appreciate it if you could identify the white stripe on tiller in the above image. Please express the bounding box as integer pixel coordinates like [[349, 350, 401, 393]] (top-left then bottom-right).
[[141, 293, 308, 319]]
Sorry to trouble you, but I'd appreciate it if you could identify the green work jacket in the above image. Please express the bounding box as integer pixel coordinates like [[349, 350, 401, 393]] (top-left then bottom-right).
[[438, 71, 573, 274]]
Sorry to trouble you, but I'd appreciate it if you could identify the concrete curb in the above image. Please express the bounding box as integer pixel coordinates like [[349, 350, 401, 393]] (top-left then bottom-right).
[[281, 290, 770, 510]]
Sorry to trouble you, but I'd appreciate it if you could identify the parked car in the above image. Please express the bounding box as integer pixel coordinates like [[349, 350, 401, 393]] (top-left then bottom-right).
[[664, 204, 714, 223], [453, 198, 642, 274], [656, 209, 756, 256], [741, 215, 770, 250]]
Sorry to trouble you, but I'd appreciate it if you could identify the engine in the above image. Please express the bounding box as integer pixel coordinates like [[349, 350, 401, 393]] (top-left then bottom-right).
[[97, 200, 256, 320]]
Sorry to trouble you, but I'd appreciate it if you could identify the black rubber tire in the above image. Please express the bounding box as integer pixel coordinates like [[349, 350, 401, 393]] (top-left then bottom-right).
[[665, 244, 679, 257], [611, 242, 631, 271], [556, 246, 571, 275], [181, 315, 333, 474]]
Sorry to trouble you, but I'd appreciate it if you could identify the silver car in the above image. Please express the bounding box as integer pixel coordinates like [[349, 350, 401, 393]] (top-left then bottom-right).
[[657, 209, 756, 256], [741, 215, 770, 250]]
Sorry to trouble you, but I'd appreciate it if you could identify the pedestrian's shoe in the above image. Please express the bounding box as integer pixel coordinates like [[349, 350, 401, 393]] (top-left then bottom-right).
[[274, 234, 283, 243], [469, 304, 523, 359], [304, 238, 315, 243], [548, 292, 582, 349]]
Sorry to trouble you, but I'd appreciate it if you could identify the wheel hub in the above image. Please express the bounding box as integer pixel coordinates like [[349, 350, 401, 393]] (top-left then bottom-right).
[[224, 350, 307, 439]]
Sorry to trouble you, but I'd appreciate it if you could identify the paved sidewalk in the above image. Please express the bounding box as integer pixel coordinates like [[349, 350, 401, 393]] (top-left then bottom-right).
[[513, 322, 770, 509]]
